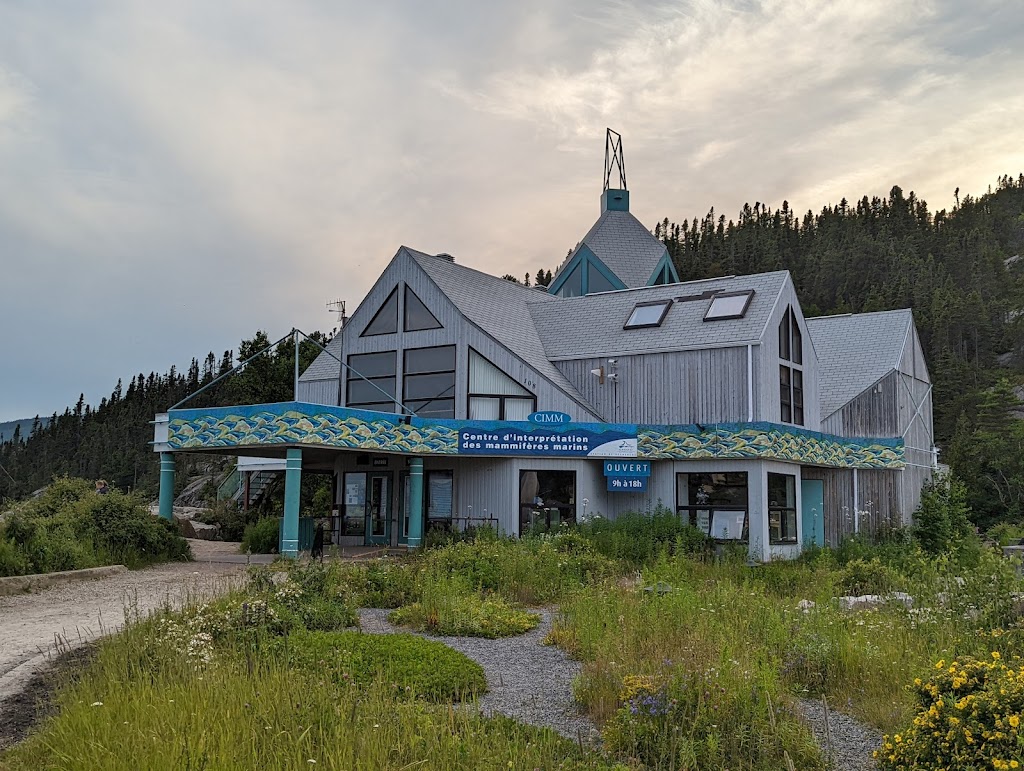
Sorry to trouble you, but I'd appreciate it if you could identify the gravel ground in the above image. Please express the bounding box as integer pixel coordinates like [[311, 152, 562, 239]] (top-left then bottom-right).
[[358, 607, 599, 743], [0, 542, 247, 707], [795, 697, 883, 770]]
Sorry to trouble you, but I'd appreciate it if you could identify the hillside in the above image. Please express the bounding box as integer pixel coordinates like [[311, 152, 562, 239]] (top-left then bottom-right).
[[0, 418, 48, 445], [2, 175, 1024, 524]]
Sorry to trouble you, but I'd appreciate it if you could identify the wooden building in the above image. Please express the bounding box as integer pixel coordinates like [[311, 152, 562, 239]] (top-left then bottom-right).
[[154, 143, 932, 559]]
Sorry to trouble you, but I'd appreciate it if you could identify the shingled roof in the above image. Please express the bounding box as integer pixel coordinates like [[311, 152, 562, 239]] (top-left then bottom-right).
[[405, 248, 599, 416], [806, 309, 914, 419], [552, 209, 670, 289], [529, 271, 790, 360], [298, 333, 343, 383]]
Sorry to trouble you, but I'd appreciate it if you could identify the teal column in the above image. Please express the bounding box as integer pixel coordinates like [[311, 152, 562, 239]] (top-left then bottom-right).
[[158, 452, 175, 521], [282, 448, 302, 558], [408, 456, 424, 548]]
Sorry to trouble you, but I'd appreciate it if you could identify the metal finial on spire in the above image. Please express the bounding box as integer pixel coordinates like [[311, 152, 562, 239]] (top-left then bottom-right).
[[603, 128, 626, 191]]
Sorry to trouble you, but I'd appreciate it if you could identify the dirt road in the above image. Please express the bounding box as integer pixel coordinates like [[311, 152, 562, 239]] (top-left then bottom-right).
[[0, 542, 252, 706]]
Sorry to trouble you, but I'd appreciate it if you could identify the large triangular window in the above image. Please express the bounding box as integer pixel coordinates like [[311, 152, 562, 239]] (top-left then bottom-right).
[[404, 286, 442, 332], [361, 287, 399, 336], [468, 348, 535, 420]]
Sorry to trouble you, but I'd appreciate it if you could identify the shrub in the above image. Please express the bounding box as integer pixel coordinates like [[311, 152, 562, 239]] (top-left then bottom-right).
[[0, 478, 189, 576], [601, 666, 824, 769], [987, 521, 1024, 547], [390, 576, 540, 638], [836, 557, 902, 596], [876, 655, 1024, 770], [577, 509, 711, 563], [913, 475, 975, 556], [195, 499, 250, 541], [334, 559, 421, 608], [241, 517, 279, 554], [275, 630, 487, 701]]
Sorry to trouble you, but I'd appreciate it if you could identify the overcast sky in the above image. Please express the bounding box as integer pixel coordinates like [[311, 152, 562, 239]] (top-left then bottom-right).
[[2, 0, 1023, 422]]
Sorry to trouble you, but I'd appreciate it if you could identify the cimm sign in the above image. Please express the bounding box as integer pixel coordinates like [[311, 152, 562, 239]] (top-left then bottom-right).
[[528, 411, 572, 425]]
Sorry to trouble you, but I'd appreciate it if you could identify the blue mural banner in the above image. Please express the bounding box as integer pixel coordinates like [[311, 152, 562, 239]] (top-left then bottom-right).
[[158, 402, 906, 469], [458, 425, 638, 458], [603, 461, 651, 477], [608, 476, 648, 492]]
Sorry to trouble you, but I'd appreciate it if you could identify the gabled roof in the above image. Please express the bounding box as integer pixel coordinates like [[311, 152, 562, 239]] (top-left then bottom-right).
[[299, 333, 343, 382], [529, 271, 790, 360], [552, 210, 670, 290], [806, 309, 914, 418], [405, 248, 600, 417]]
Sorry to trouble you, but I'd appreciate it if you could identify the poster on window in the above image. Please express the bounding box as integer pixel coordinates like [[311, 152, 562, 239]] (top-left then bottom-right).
[[428, 476, 453, 518], [458, 425, 637, 458]]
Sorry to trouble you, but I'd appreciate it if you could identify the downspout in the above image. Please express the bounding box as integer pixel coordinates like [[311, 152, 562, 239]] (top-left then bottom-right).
[[746, 344, 754, 421], [853, 467, 860, 535]]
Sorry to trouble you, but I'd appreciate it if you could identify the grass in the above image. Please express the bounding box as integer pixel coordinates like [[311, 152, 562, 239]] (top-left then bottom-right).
[[5, 514, 1024, 770]]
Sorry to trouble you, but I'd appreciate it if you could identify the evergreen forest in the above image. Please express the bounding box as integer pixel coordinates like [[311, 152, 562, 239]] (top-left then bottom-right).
[[3, 175, 1024, 527]]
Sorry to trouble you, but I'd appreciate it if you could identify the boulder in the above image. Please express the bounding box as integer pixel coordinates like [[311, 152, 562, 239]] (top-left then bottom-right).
[[190, 521, 221, 541], [796, 599, 816, 612]]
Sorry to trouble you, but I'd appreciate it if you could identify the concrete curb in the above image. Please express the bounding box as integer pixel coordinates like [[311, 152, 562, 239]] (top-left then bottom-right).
[[0, 565, 128, 597]]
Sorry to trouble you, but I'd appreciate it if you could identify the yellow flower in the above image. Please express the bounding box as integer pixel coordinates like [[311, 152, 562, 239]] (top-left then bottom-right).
[[1009, 715, 1020, 728], [993, 651, 1002, 660]]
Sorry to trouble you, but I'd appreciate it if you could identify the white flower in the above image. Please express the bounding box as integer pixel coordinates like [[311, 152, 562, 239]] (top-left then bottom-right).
[[91, 701, 103, 707]]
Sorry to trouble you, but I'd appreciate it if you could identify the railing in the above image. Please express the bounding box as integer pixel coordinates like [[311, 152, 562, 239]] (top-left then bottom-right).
[[216, 468, 241, 501]]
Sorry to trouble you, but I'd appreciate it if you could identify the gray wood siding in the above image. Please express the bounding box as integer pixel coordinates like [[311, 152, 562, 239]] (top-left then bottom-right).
[[334, 251, 602, 421], [896, 324, 934, 520], [820, 370, 900, 437], [297, 379, 340, 406], [554, 346, 753, 424], [801, 467, 902, 545]]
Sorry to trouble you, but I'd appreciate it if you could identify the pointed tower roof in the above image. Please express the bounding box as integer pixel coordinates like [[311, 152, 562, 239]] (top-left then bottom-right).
[[549, 129, 678, 295]]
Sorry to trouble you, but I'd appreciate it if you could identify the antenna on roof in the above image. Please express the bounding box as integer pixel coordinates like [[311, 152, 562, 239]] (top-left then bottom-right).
[[326, 299, 347, 327], [603, 128, 627, 191]]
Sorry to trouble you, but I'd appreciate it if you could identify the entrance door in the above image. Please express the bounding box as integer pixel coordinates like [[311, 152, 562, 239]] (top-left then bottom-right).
[[365, 473, 391, 545], [800, 479, 825, 548]]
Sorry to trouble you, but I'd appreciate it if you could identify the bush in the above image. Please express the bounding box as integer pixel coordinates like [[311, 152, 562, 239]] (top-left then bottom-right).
[[241, 517, 279, 554], [577, 509, 711, 563], [275, 630, 487, 701], [335, 559, 420, 608], [836, 557, 902, 596], [389, 576, 540, 638], [987, 521, 1024, 547], [195, 499, 250, 541], [913, 475, 975, 556], [876, 655, 1024, 770], [0, 478, 189, 576]]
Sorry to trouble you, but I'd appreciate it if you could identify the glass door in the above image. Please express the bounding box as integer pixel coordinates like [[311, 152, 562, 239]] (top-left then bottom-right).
[[365, 473, 391, 545]]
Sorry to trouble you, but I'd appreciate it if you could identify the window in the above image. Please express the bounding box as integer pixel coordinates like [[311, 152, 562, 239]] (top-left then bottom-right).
[[404, 285, 442, 332], [347, 351, 397, 412], [588, 262, 617, 294], [768, 473, 798, 544], [341, 472, 367, 536], [624, 300, 672, 329], [401, 470, 454, 541], [361, 287, 399, 336], [676, 472, 748, 541], [779, 306, 802, 364], [404, 345, 455, 418], [557, 263, 583, 298], [704, 290, 754, 321], [519, 470, 576, 532], [651, 264, 674, 286], [468, 348, 536, 420], [779, 306, 804, 425]]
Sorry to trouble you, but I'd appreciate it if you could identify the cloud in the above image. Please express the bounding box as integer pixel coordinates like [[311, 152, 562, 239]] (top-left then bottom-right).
[[0, 0, 1023, 421]]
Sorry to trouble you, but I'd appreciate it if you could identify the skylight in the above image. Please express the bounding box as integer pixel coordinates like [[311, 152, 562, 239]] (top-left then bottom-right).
[[704, 291, 754, 321], [624, 300, 672, 329]]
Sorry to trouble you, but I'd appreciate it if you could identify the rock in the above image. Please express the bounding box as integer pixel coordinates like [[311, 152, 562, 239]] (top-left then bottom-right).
[[174, 475, 214, 508], [796, 599, 816, 612], [643, 581, 673, 595], [839, 595, 885, 612], [888, 592, 914, 609], [189, 521, 221, 541]]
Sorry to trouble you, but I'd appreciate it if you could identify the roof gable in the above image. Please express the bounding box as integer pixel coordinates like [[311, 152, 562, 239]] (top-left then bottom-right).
[[405, 248, 600, 416], [551, 210, 670, 291], [806, 309, 915, 418]]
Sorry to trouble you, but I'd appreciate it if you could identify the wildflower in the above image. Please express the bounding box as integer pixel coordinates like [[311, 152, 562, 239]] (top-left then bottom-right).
[[91, 701, 103, 707]]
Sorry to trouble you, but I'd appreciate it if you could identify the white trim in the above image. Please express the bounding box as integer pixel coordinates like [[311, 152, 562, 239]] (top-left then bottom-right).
[[747, 344, 754, 421]]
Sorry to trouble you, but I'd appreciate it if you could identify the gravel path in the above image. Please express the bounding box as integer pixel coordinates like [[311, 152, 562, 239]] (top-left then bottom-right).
[[0, 543, 247, 706], [358, 608, 598, 743], [795, 697, 883, 770]]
